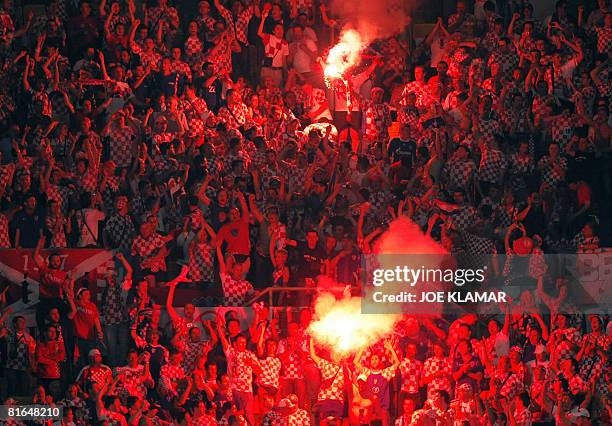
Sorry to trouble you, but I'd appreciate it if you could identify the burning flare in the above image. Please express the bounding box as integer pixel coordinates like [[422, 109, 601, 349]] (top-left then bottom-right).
[[323, 29, 365, 81], [308, 218, 451, 358], [308, 290, 399, 357]]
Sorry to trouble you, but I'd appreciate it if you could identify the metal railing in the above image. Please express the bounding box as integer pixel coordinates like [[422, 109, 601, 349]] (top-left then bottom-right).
[[244, 286, 354, 310]]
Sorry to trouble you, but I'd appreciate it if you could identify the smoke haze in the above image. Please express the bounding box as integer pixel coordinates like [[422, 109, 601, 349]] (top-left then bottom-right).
[[329, 0, 410, 43]]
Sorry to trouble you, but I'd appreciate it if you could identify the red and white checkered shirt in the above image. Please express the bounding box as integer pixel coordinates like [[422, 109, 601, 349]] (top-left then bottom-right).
[[262, 411, 285, 426], [496, 371, 524, 401], [487, 49, 519, 75], [551, 115, 574, 150], [206, 34, 233, 76], [217, 3, 252, 45], [218, 102, 249, 129], [220, 273, 254, 306], [189, 241, 215, 282], [171, 59, 192, 82], [78, 168, 99, 194], [317, 358, 345, 402], [262, 34, 289, 67], [531, 95, 554, 130], [476, 116, 502, 143], [182, 340, 213, 374], [595, 26, 612, 55], [226, 346, 260, 393], [363, 101, 392, 144], [77, 364, 113, 388], [448, 13, 476, 38], [131, 233, 166, 272], [478, 145, 507, 184], [278, 338, 304, 380], [158, 363, 186, 400], [257, 355, 281, 389], [399, 358, 423, 394], [192, 415, 218, 426], [537, 155, 568, 187], [443, 158, 475, 190], [182, 96, 209, 122], [0, 213, 10, 248], [147, 6, 179, 31], [287, 408, 311, 426], [513, 407, 532, 426], [105, 124, 136, 168], [184, 35, 203, 58], [130, 43, 162, 71], [423, 356, 452, 398], [114, 364, 148, 400], [6, 332, 35, 371], [400, 81, 432, 111]]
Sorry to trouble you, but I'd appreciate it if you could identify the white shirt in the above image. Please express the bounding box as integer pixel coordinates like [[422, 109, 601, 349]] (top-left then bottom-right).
[[76, 208, 106, 247], [290, 38, 317, 73]]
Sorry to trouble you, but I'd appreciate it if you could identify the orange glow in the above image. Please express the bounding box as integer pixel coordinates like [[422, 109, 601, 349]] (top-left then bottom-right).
[[308, 291, 399, 357], [323, 29, 365, 81]]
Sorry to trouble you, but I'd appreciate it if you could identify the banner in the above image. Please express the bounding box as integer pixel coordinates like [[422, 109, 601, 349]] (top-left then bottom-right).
[[0, 249, 115, 316]]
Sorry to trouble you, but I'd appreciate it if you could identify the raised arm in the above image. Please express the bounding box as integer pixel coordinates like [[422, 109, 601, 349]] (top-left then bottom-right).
[[386, 339, 400, 369], [115, 252, 133, 290], [504, 222, 521, 253], [98, 51, 110, 81], [236, 191, 249, 222], [354, 346, 365, 371], [215, 314, 230, 351], [561, 34, 583, 64], [256, 319, 266, 358], [165, 275, 180, 321], [216, 244, 227, 275], [308, 336, 321, 365], [248, 194, 264, 223], [536, 275, 562, 313], [22, 56, 32, 92], [258, 6, 270, 39], [33, 236, 46, 270]]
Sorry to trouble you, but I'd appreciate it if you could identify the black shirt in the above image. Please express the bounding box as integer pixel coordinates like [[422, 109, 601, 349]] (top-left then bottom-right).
[[12, 210, 43, 248], [388, 138, 416, 163], [196, 76, 223, 113], [156, 72, 183, 98], [293, 242, 325, 283]]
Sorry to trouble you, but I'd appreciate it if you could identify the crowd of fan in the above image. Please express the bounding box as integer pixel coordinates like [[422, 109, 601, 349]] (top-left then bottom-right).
[[0, 0, 610, 424]]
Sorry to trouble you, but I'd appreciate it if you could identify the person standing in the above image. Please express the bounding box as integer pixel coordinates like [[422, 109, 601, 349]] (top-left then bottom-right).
[[217, 317, 261, 426], [258, 4, 289, 88], [35, 324, 65, 400], [33, 236, 68, 332], [67, 284, 104, 370], [4, 315, 36, 397]]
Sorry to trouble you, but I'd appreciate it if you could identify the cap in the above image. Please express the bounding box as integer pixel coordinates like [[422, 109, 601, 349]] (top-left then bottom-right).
[[89, 348, 101, 357], [513, 236, 533, 256]]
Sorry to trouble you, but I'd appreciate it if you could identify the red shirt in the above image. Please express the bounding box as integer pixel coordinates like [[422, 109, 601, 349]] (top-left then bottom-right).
[[73, 302, 100, 340], [35, 340, 65, 379], [576, 182, 591, 207], [39, 266, 66, 299], [217, 220, 250, 255]]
